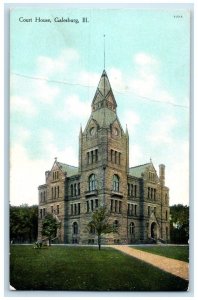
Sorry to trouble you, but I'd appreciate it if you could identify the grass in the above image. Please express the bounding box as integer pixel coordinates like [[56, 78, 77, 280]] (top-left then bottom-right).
[[10, 245, 188, 291], [131, 245, 189, 262]]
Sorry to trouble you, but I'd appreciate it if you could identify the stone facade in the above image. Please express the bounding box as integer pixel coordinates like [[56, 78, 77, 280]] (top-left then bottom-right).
[[38, 70, 170, 244]]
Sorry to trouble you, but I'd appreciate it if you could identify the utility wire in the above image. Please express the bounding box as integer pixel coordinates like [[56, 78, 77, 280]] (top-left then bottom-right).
[[11, 72, 189, 109]]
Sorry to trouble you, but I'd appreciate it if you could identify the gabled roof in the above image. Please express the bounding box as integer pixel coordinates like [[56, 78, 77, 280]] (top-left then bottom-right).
[[56, 162, 79, 177], [129, 163, 152, 178]]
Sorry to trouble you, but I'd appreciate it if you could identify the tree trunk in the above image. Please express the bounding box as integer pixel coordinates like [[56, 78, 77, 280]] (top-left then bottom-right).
[[98, 235, 101, 251]]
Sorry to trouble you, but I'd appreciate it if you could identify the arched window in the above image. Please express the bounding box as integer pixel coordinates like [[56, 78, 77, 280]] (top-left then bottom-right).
[[113, 175, 120, 192], [73, 222, 78, 235], [89, 174, 96, 191], [129, 222, 135, 235], [71, 184, 73, 197]]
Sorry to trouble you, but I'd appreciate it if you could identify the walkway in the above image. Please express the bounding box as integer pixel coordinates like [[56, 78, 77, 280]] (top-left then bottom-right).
[[110, 245, 189, 281]]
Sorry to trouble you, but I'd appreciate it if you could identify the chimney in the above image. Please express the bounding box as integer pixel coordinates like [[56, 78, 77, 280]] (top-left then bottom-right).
[[159, 164, 165, 186]]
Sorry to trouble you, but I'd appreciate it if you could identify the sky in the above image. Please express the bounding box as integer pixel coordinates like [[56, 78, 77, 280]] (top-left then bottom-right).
[[10, 8, 190, 207]]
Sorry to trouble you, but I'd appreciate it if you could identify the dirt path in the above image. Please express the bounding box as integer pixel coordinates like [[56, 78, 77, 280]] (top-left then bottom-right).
[[110, 245, 189, 281]]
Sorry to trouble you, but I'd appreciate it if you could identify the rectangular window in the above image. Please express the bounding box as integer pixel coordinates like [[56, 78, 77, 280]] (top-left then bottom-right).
[[91, 151, 94, 163], [95, 149, 98, 162], [40, 209, 42, 218], [128, 203, 130, 215], [57, 205, 59, 215], [134, 185, 137, 197], [78, 183, 80, 195], [148, 187, 150, 198], [115, 151, 117, 164], [71, 204, 73, 215], [115, 200, 118, 213], [91, 200, 94, 211], [87, 152, 90, 164], [119, 152, 121, 164], [154, 189, 156, 201], [111, 199, 113, 212], [74, 183, 77, 196], [119, 201, 122, 213], [134, 204, 137, 216], [86, 201, 89, 213], [111, 149, 113, 161], [57, 186, 59, 198], [132, 204, 134, 215], [74, 204, 77, 215], [151, 188, 153, 199], [78, 203, 80, 215], [95, 199, 98, 208], [131, 184, 133, 196]]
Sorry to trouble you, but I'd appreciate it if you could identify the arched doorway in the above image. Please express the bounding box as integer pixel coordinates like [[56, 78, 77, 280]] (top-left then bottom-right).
[[151, 222, 157, 239]]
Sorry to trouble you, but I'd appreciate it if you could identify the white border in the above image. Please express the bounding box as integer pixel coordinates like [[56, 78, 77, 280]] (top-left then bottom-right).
[[2, 1, 196, 299]]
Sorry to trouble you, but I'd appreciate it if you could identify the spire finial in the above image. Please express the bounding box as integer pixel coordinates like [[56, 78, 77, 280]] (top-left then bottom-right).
[[103, 34, 106, 70]]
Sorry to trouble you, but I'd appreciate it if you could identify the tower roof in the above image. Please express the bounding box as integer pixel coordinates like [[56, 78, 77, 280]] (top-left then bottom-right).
[[91, 70, 117, 110]]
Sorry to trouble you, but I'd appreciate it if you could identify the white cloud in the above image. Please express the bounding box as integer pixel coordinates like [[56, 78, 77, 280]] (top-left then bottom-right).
[[10, 144, 49, 206], [37, 48, 80, 78], [34, 80, 60, 104], [166, 141, 189, 205], [11, 96, 37, 116], [121, 110, 140, 134], [78, 71, 100, 87], [10, 141, 78, 206], [134, 52, 158, 66], [129, 144, 144, 167], [129, 52, 175, 104], [57, 94, 91, 120], [147, 115, 178, 145]]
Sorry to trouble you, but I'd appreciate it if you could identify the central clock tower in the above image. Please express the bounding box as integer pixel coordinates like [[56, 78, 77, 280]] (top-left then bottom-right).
[[79, 70, 129, 244]]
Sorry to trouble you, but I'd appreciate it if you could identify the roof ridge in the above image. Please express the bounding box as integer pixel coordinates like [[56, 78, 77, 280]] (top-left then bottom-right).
[[57, 162, 78, 169], [129, 162, 151, 169]]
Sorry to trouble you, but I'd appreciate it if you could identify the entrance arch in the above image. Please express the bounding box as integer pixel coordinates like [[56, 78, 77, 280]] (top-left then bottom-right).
[[151, 222, 157, 239]]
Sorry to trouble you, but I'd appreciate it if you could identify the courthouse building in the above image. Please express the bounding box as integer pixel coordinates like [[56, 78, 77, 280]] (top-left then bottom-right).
[[38, 70, 170, 244]]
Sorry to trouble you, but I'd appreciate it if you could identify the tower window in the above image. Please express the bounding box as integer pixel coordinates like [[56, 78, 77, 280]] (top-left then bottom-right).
[[113, 174, 120, 192], [129, 222, 135, 235], [73, 222, 78, 235], [89, 174, 97, 191]]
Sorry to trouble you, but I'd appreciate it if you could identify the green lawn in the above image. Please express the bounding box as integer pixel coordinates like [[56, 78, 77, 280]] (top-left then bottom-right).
[[131, 245, 189, 262], [10, 245, 188, 291]]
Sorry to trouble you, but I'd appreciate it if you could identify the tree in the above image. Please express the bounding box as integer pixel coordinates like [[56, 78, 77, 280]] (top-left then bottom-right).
[[10, 204, 38, 243], [87, 206, 118, 250], [41, 213, 61, 246], [170, 204, 189, 244]]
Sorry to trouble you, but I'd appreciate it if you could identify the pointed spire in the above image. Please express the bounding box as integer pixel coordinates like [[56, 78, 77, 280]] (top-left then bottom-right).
[[126, 124, 129, 135]]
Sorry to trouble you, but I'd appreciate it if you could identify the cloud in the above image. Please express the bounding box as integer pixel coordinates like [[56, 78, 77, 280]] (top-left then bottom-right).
[[10, 141, 79, 206], [166, 141, 189, 205], [147, 115, 178, 145], [37, 48, 80, 78], [33, 80, 60, 104], [10, 144, 49, 206], [57, 94, 91, 120], [11, 96, 37, 116], [121, 110, 140, 134], [134, 52, 158, 67], [129, 52, 175, 104]]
